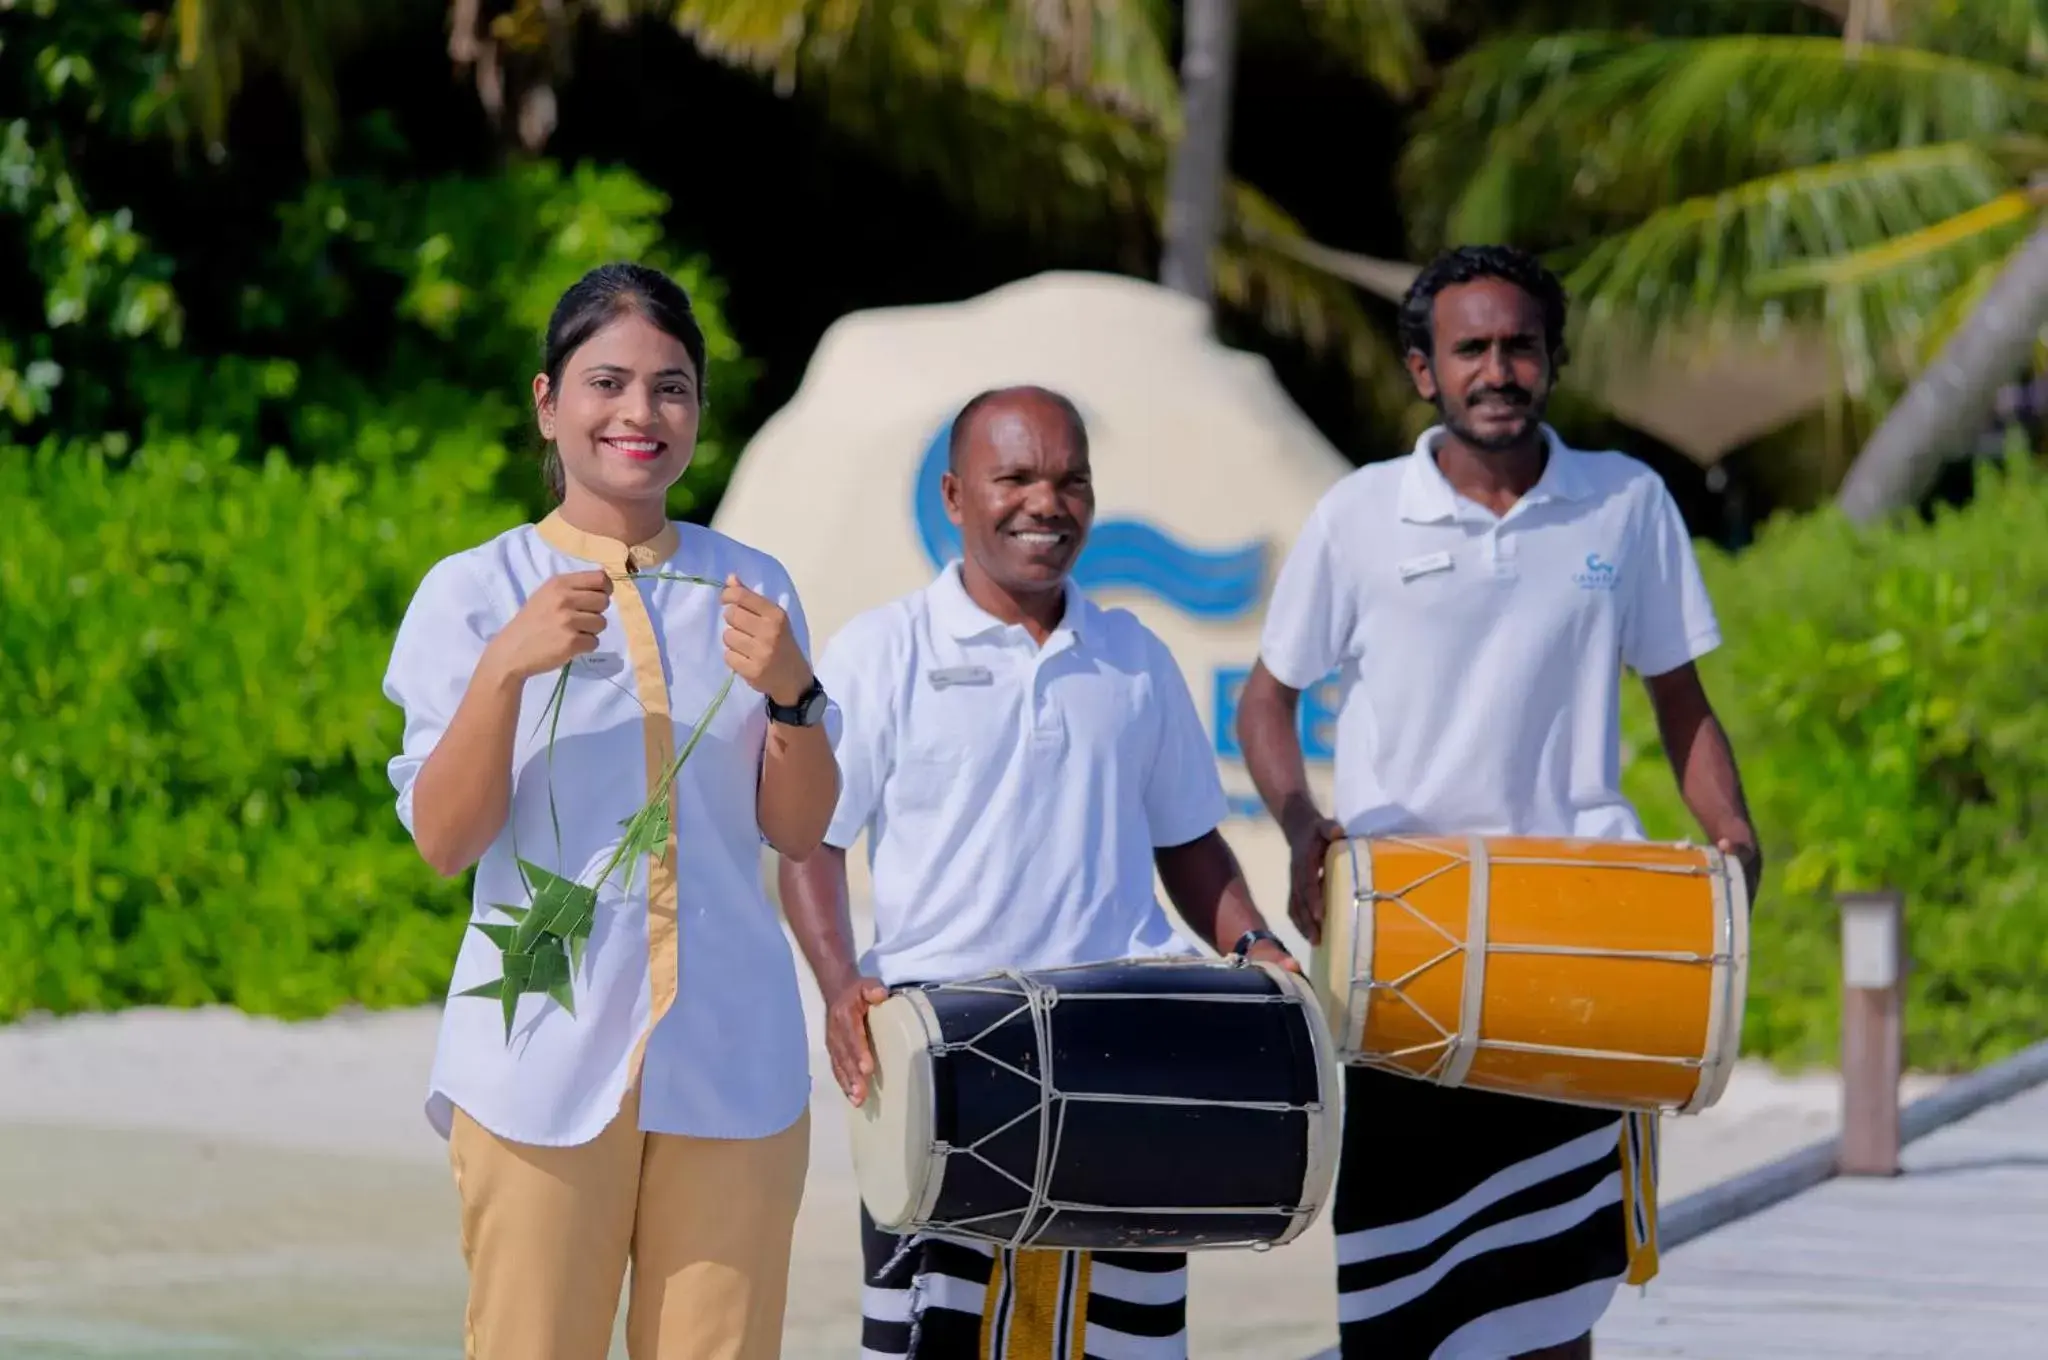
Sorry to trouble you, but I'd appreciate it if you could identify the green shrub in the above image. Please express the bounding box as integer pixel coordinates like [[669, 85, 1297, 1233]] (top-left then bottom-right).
[[1, 2, 766, 1023], [11, 432, 2044, 1064], [1621, 459, 2048, 1073], [237, 160, 759, 516], [0, 431, 520, 1019]]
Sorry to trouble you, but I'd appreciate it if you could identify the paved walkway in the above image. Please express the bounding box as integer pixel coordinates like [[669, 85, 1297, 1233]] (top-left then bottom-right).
[[0, 991, 1936, 1360], [1596, 1075, 2048, 1359]]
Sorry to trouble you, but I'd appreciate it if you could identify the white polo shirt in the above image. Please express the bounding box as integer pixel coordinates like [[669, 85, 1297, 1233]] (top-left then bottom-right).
[[1258, 424, 1721, 840], [383, 516, 824, 1148], [818, 562, 1227, 985]]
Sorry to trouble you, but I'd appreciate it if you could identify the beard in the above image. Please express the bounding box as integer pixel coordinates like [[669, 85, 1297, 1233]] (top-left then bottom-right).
[[1433, 377, 1547, 452]]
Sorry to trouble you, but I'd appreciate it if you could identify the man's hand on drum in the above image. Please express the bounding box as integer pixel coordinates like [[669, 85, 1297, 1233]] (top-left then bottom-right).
[[827, 975, 891, 1105], [1283, 812, 1346, 946], [1717, 834, 1762, 906]]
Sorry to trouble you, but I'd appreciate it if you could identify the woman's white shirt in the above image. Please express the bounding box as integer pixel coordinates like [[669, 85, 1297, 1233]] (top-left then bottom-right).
[[382, 514, 826, 1147]]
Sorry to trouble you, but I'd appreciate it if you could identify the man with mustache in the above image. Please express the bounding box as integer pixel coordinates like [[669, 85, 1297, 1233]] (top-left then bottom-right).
[[780, 384, 1298, 1360], [1236, 245, 1761, 1359]]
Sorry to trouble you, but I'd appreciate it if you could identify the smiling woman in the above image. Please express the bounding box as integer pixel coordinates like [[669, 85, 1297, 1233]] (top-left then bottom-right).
[[378, 261, 841, 1360], [533, 266, 710, 518]]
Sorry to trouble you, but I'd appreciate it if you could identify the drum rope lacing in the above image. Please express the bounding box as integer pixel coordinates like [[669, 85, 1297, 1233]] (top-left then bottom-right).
[[915, 960, 1325, 1250], [1343, 836, 1742, 1088]]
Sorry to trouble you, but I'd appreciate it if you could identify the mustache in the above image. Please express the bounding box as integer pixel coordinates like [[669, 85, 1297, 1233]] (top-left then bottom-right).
[[1468, 384, 1532, 407]]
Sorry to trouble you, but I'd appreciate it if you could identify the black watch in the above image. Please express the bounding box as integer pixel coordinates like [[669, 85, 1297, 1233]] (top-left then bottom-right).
[[1232, 928, 1284, 959], [766, 676, 828, 727]]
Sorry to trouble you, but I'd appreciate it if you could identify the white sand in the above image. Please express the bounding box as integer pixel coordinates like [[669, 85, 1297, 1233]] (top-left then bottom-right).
[[0, 948, 1943, 1360]]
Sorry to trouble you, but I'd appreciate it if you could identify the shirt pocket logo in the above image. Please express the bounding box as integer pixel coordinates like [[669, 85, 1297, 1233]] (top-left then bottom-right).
[[1573, 552, 1621, 591]]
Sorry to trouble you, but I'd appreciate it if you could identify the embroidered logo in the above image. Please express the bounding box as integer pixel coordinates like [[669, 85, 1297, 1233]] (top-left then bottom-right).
[[1573, 552, 1619, 591]]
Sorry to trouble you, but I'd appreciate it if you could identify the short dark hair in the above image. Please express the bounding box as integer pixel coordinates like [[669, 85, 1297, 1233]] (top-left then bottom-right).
[[537, 262, 710, 501], [947, 385, 1089, 472], [1398, 244, 1571, 373]]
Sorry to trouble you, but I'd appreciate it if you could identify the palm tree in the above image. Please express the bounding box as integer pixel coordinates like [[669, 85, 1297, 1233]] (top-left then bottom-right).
[[1396, 0, 2048, 509], [166, 0, 1442, 420], [1160, 0, 1435, 316], [164, 0, 410, 168], [1159, 0, 1241, 311], [1837, 222, 2048, 519]]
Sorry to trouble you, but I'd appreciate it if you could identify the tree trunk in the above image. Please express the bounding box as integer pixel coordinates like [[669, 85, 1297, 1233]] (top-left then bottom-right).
[[1836, 222, 2048, 524], [1159, 0, 1239, 317]]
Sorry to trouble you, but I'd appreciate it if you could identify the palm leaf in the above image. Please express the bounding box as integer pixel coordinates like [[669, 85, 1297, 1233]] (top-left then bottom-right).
[[1399, 32, 1642, 251], [1491, 1, 1839, 37], [1559, 145, 2037, 402], [1904, 0, 2048, 71], [507, 859, 598, 953], [1406, 32, 2048, 253], [1240, 0, 1440, 99], [167, 0, 410, 166], [1220, 184, 1413, 421], [665, 0, 1181, 127]]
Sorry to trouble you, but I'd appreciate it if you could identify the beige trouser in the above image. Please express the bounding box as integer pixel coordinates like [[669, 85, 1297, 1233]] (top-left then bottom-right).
[[448, 1087, 811, 1360]]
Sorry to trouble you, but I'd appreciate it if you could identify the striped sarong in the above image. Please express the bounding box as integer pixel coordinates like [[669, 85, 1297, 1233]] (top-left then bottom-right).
[[1330, 1066, 1660, 1358], [859, 1208, 1189, 1359]]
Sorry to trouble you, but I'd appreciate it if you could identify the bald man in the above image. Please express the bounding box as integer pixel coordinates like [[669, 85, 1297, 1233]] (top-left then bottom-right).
[[780, 386, 1296, 1360]]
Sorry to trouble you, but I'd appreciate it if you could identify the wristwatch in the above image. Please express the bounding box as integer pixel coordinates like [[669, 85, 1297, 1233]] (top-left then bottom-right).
[[766, 676, 828, 727], [1232, 928, 1284, 959]]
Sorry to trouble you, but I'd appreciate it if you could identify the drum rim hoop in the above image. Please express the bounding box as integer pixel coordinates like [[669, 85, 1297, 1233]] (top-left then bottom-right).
[[1254, 958, 1344, 1249], [850, 988, 947, 1234], [1685, 843, 1751, 1114], [901, 987, 949, 1227], [1312, 836, 1375, 1061]]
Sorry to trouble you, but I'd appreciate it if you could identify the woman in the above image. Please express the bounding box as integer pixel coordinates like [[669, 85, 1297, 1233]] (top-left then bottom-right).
[[382, 262, 839, 1360]]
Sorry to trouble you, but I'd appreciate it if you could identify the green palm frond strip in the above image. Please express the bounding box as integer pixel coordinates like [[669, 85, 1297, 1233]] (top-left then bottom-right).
[[462, 572, 735, 1041]]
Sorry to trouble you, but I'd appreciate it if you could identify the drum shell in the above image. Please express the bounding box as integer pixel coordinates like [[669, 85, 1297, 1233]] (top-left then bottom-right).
[[850, 959, 1340, 1252], [1311, 835, 1749, 1114]]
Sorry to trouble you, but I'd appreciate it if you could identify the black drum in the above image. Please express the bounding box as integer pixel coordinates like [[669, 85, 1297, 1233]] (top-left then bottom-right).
[[846, 956, 1341, 1252]]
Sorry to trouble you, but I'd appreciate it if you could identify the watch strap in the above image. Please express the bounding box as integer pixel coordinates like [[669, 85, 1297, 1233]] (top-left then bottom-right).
[[1232, 928, 1283, 958], [766, 676, 826, 727]]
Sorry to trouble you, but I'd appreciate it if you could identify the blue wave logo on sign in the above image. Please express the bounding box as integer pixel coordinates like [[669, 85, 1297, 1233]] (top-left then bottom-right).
[[911, 419, 1269, 620]]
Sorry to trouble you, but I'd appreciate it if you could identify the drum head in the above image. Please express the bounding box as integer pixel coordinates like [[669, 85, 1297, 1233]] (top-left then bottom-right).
[[847, 992, 940, 1232]]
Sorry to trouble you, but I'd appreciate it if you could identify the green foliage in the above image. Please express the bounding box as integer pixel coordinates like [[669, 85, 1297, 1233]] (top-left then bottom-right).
[[237, 158, 758, 514], [0, 1, 761, 1023], [0, 0, 186, 425], [1402, 5, 2048, 425], [0, 433, 517, 1019], [5, 4, 753, 516], [163, 0, 414, 167], [1620, 459, 2048, 1073]]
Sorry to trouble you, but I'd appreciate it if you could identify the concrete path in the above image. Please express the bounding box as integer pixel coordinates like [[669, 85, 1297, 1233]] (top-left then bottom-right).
[[1595, 1068, 2048, 1360], [0, 942, 1945, 1360]]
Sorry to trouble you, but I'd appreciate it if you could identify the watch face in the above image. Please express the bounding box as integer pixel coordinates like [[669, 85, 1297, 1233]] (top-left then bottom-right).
[[801, 689, 828, 724]]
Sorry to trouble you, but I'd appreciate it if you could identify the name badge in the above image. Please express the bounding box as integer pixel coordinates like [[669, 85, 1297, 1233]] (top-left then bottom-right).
[[927, 665, 993, 690], [1397, 551, 1454, 583]]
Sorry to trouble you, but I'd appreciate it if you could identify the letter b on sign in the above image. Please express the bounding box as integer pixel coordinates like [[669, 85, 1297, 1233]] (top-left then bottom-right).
[[1213, 666, 1339, 763]]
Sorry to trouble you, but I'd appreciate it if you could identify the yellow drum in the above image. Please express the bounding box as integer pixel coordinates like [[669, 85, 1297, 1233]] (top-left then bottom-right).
[[1311, 835, 1749, 1115]]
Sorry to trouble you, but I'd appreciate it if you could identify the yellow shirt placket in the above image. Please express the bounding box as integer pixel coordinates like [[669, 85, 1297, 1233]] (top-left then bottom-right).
[[535, 511, 685, 1082]]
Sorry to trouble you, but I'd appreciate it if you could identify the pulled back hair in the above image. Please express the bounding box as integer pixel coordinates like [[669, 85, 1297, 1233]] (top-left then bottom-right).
[[1397, 244, 1571, 375], [538, 263, 709, 501]]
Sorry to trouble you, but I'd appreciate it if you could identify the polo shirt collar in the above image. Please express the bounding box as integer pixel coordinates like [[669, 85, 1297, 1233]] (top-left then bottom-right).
[[1396, 423, 1593, 523], [927, 560, 1089, 646]]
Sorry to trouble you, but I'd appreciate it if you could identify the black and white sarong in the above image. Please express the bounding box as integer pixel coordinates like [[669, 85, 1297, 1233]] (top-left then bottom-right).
[[859, 1207, 1190, 1359], [1332, 1066, 1660, 1358]]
